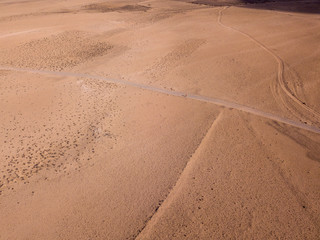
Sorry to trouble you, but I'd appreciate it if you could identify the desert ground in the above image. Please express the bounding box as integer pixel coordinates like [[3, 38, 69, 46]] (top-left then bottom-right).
[[0, 0, 320, 239]]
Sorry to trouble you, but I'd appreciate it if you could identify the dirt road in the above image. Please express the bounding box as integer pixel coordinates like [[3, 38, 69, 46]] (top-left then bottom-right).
[[0, 0, 319, 239]]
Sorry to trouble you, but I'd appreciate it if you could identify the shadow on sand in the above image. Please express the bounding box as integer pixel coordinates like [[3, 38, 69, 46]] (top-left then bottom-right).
[[190, 0, 320, 14]]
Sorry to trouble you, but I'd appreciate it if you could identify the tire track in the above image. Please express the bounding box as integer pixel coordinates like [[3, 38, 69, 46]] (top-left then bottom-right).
[[1, 66, 320, 135], [0, 28, 44, 39], [218, 6, 320, 125]]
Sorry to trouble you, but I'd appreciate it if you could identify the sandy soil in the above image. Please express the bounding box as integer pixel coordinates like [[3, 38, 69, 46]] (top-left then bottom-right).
[[0, 0, 319, 239]]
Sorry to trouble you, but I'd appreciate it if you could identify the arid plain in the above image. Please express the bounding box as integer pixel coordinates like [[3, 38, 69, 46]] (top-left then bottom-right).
[[0, 0, 320, 239]]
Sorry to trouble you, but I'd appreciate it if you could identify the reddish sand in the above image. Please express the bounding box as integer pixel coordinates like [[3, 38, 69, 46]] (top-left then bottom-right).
[[0, 0, 319, 239]]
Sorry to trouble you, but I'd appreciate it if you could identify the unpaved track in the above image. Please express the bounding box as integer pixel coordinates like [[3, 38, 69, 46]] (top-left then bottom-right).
[[0, 28, 44, 39], [218, 6, 320, 124], [1, 0, 320, 239], [1, 66, 320, 134]]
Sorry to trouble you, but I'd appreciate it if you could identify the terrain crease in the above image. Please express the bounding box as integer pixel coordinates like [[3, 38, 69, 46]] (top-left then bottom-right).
[[1, 1, 320, 239], [218, 6, 320, 124], [244, 120, 320, 232], [1, 66, 320, 135], [134, 111, 224, 239]]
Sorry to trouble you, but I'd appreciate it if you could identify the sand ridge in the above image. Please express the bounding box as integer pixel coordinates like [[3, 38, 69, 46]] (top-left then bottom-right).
[[0, 0, 319, 239]]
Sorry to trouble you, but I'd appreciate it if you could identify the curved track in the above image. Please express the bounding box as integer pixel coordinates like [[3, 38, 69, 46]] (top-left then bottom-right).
[[218, 6, 320, 125]]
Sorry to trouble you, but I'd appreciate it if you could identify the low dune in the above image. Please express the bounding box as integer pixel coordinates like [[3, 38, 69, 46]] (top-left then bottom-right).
[[0, 0, 319, 239]]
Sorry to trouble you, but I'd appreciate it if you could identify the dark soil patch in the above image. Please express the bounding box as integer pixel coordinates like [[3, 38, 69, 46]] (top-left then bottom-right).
[[83, 3, 150, 13]]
